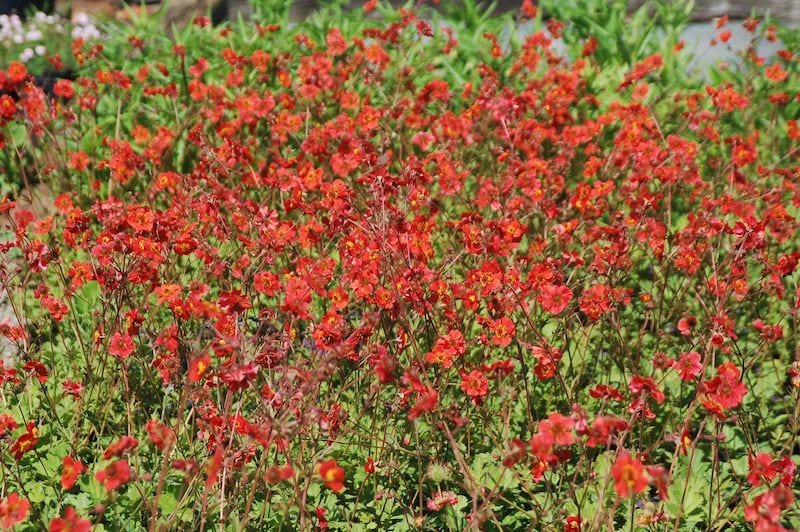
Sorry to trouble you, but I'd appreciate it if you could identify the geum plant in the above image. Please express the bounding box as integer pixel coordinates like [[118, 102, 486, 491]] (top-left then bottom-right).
[[0, 0, 798, 530]]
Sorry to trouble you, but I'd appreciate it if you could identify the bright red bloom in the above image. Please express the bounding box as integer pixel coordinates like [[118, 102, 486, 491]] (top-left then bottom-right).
[[747, 453, 779, 487], [611, 452, 648, 497], [95, 460, 132, 492], [188, 354, 211, 382], [538, 284, 573, 315], [364, 457, 375, 474], [579, 284, 612, 320], [10, 421, 38, 460], [675, 351, 702, 382], [703, 362, 747, 410], [263, 464, 294, 484], [490, 317, 515, 347], [319, 459, 345, 492], [108, 332, 134, 359], [0, 493, 29, 529], [103, 435, 138, 459], [538, 412, 576, 446], [0, 413, 17, 437], [460, 370, 489, 399], [146, 419, 175, 451], [565, 515, 582, 531], [49, 506, 91, 532], [61, 456, 85, 490], [425, 330, 465, 368], [53, 79, 75, 99]]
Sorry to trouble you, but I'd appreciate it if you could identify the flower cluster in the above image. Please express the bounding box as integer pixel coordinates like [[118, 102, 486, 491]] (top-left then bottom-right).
[[0, 2, 798, 530]]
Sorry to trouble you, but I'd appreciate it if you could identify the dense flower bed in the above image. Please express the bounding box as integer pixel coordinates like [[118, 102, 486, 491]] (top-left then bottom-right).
[[0, 1, 798, 529]]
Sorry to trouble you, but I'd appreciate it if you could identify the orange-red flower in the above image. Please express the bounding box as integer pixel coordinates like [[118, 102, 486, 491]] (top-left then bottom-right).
[[611, 452, 648, 497], [95, 460, 132, 492], [10, 422, 38, 460], [319, 459, 345, 492], [0, 493, 29, 529], [49, 506, 91, 532], [61, 456, 86, 490]]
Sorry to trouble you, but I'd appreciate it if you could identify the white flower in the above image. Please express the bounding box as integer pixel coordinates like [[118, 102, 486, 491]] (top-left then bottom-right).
[[74, 12, 90, 26], [12, 34, 23, 44], [35, 45, 46, 56], [25, 30, 42, 41], [20, 48, 34, 62]]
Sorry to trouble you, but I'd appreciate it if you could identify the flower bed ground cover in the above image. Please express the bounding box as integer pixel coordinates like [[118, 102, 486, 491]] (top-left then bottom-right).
[[0, 1, 798, 530]]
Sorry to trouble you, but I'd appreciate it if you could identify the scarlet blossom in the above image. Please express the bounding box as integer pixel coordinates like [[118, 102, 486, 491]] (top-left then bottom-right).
[[579, 284, 612, 320], [675, 351, 702, 382], [628, 375, 665, 404], [220, 363, 259, 391], [49, 506, 91, 532], [205, 447, 224, 488], [264, 464, 294, 484], [425, 330, 465, 368], [703, 362, 747, 410], [108, 332, 134, 359], [23, 360, 48, 382], [460, 370, 489, 399], [490, 317, 515, 347], [408, 389, 438, 420], [0, 493, 29, 529], [0, 413, 17, 437], [565, 516, 582, 531], [611, 452, 649, 497], [62, 380, 83, 398], [747, 453, 779, 487], [10, 421, 38, 460], [319, 459, 345, 492], [364, 457, 375, 474], [95, 460, 132, 492], [103, 435, 138, 459], [538, 412, 576, 446], [53, 79, 74, 99], [188, 354, 211, 382], [6, 62, 27, 85], [538, 284, 573, 315], [61, 456, 86, 490], [146, 419, 175, 451]]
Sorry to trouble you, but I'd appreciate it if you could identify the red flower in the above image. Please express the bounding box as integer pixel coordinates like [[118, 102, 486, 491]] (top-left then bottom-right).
[[146, 419, 175, 451], [675, 351, 702, 382], [460, 370, 488, 399], [364, 457, 375, 474], [579, 284, 612, 320], [490, 317, 515, 347], [61, 456, 85, 490], [264, 464, 294, 484], [0, 493, 29, 529], [319, 459, 345, 492], [0, 413, 17, 437], [62, 380, 83, 398], [188, 354, 211, 382], [103, 435, 138, 459], [95, 460, 132, 492], [108, 332, 134, 359], [426, 491, 459, 511], [10, 421, 38, 460], [565, 515, 582, 531], [747, 453, 778, 487], [53, 79, 75, 99], [538, 412, 576, 446], [538, 284, 573, 315], [49, 506, 91, 532], [611, 452, 649, 497], [703, 362, 747, 410]]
